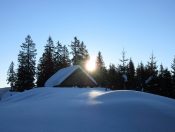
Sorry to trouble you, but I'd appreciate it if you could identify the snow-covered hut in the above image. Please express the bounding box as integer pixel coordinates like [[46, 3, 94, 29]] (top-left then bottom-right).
[[44, 65, 97, 87]]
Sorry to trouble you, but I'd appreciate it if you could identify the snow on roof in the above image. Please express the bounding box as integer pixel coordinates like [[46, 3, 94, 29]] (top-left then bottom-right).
[[44, 65, 97, 87]]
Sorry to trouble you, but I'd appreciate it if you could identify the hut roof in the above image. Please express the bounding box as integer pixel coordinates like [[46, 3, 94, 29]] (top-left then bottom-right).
[[44, 65, 97, 87]]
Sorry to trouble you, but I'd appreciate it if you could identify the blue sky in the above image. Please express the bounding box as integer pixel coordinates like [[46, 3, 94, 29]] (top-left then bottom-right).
[[0, 0, 175, 87]]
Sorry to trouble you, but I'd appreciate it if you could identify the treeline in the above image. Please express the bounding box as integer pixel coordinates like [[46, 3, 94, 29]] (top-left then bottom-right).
[[6, 35, 175, 99], [7, 35, 89, 91]]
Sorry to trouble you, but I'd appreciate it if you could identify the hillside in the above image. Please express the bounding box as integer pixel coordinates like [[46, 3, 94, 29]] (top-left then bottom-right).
[[0, 87, 175, 132]]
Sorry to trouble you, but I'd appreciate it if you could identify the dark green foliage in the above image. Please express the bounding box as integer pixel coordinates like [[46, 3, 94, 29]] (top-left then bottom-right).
[[15, 35, 37, 91], [70, 37, 89, 67], [144, 53, 158, 93], [119, 49, 129, 74], [37, 37, 55, 87], [171, 57, 175, 86], [54, 41, 63, 71], [7, 61, 16, 91], [9, 36, 175, 98], [118, 50, 129, 89], [54, 42, 70, 72], [107, 64, 121, 89], [93, 51, 107, 87], [146, 53, 158, 77], [37, 38, 71, 87], [126, 58, 136, 89], [61, 45, 71, 67], [157, 64, 164, 94], [107, 64, 117, 89], [158, 65, 173, 97], [70, 37, 79, 65], [136, 62, 146, 91], [171, 57, 175, 97], [162, 69, 173, 97]]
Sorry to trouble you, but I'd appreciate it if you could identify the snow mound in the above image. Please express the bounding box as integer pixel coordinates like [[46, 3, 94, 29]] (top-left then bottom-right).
[[0, 87, 10, 99], [0, 88, 175, 132]]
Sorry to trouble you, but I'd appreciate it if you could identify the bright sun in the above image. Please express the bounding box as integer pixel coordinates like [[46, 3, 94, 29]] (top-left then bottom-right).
[[85, 57, 96, 72]]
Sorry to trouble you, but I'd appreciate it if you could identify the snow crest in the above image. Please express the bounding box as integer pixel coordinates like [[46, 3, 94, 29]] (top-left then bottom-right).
[[0, 88, 175, 132]]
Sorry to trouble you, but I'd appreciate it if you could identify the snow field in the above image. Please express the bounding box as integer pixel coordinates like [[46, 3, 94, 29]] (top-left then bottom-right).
[[0, 87, 175, 132]]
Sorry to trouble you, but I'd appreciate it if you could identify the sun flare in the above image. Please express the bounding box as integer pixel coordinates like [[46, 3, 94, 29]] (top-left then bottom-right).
[[85, 57, 96, 72]]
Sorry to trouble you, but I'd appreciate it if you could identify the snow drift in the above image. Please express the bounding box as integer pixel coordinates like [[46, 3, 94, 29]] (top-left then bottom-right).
[[0, 88, 175, 132], [0, 87, 10, 99]]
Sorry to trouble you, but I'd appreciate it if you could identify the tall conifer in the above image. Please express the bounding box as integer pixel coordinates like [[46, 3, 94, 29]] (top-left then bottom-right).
[[37, 37, 55, 87], [15, 35, 37, 91]]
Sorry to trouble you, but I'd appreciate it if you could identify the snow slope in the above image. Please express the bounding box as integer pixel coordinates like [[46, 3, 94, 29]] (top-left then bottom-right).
[[0, 88, 175, 132], [0, 87, 10, 99]]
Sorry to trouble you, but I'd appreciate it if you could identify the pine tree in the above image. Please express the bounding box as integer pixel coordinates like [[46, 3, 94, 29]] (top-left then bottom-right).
[[108, 64, 116, 89], [157, 64, 165, 95], [126, 58, 136, 89], [54, 41, 63, 72], [136, 62, 146, 91], [70, 37, 89, 67], [96, 52, 104, 69], [70, 37, 80, 65], [146, 53, 158, 77], [158, 66, 173, 97], [61, 45, 70, 67], [171, 56, 175, 97], [15, 35, 37, 91], [119, 49, 129, 74], [54, 42, 70, 71], [7, 61, 16, 91], [163, 69, 173, 97], [145, 53, 158, 93], [79, 41, 89, 67], [107, 64, 120, 89], [119, 49, 129, 89], [94, 51, 107, 86], [171, 57, 175, 85], [37, 36, 55, 87]]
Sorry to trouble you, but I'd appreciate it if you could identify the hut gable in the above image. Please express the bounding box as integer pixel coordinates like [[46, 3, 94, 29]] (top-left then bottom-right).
[[44, 65, 97, 87]]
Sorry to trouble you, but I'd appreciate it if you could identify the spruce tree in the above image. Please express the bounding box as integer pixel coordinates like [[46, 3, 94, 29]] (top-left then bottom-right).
[[15, 35, 37, 91], [7, 61, 16, 91], [119, 49, 129, 89], [70, 37, 80, 65], [162, 68, 173, 97], [119, 49, 129, 74], [171, 57, 175, 85], [54, 41, 63, 72], [145, 53, 158, 93], [37, 36, 55, 87], [146, 53, 158, 77], [70, 37, 89, 67], [61, 45, 70, 67], [96, 52, 104, 69], [107, 64, 120, 89], [54, 42, 70, 72], [136, 62, 146, 91], [158, 65, 173, 97], [126, 58, 136, 89], [171, 56, 175, 97], [94, 51, 107, 86], [157, 64, 165, 95], [79, 41, 89, 67]]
